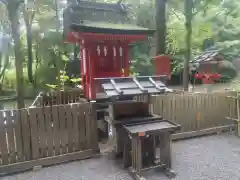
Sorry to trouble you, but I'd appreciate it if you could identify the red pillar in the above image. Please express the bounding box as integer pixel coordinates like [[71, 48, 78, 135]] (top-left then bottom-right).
[[88, 44, 97, 100], [123, 44, 130, 77], [80, 41, 87, 96], [84, 45, 90, 99]]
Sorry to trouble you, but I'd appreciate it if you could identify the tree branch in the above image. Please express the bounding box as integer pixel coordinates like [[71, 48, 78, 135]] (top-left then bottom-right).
[[193, 0, 213, 16], [0, 55, 9, 79], [171, 8, 181, 20]]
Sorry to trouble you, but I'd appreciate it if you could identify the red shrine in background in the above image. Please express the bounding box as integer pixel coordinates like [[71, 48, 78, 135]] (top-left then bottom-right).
[[191, 50, 222, 84], [63, 1, 172, 100], [155, 55, 171, 80]]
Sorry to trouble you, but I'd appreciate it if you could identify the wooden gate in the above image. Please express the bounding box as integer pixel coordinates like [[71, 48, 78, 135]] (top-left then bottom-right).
[[152, 92, 235, 140], [0, 102, 98, 175]]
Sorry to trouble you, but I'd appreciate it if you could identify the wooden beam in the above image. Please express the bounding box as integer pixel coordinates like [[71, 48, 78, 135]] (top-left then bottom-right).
[[0, 150, 93, 176], [172, 125, 235, 140]]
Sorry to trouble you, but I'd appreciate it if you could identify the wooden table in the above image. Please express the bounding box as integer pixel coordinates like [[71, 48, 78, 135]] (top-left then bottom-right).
[[122, 119, 181, 180]]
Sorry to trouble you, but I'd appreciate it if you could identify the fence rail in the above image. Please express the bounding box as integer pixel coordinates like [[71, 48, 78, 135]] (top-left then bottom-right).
[[0, 102, 98, 175]]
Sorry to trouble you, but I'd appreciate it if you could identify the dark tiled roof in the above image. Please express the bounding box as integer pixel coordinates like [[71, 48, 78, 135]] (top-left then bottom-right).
[[70, 22, 155, 35], [192, 50, 220, 63], [63, 0, 155, 36], [67, 0, 127, 12]]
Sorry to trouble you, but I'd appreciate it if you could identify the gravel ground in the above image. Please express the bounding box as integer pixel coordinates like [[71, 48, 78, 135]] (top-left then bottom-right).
[[2, 133, 240, 180]]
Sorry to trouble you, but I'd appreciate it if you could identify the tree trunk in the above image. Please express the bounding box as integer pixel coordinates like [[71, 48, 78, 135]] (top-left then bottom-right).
[[183, 0, 193, 91], [155, 0, 167, 55], [8, 4, 25, 109], [26, 23, 34, 84], [55, 0, 61, 90]]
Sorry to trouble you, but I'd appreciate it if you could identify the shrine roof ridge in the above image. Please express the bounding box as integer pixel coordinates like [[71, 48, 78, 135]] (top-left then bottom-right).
[[191, 50, 221, 63], [67, 0, 128, 13], [70, 22, 155, 35]]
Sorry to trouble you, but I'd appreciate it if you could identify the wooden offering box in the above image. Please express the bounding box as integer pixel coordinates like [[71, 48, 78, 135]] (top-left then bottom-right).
[[108, 101, 153, 125], [123, 119, 181, 180], [106, 100, 163, 157]]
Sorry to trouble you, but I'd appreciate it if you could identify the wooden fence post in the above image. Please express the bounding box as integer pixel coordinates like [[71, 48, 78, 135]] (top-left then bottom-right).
[[90, 101, 100, 154]]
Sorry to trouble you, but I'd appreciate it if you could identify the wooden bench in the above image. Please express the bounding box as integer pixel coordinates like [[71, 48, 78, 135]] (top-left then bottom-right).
[[122, 119, 181, 180]]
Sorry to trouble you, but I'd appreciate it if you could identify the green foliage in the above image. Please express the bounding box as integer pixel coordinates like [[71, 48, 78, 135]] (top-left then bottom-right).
[[45, 59, 82, 91], [2, 0, 240, 95], [131, 54, 154, 76]]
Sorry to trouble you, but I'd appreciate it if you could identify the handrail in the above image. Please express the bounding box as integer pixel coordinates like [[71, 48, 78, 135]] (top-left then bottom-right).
[[30, 92, 43, 107]]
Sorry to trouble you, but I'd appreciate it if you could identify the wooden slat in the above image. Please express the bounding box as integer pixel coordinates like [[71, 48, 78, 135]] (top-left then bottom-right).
[[196, 95, 200, 130], [58, 105, 67, 154], [66, 105, 74, 153], [28, 108, 39, 160], [175, 95, 181, 131], [17, 110, 30, 162], [13, 110, 24, 162], [171, 95, 176, 122], [72, 104, 80, 151], [5, 111, 16, 163], [181, 95, 188, 131], [38, 107, 47, 158], [198, 95, 205, 130], [177, 95, 182, 132], [21, 109, 31, 161], [192, 95, 197, 131], [44, 107, 54, 157], [89, 102, 99, 153], [51, 106, 60, 156], [85, 104, 92, 149], [0, 111, 8, 165], [78, 104, 86, 150]]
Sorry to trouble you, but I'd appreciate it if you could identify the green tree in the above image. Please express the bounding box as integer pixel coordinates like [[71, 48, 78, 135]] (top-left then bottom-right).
[[4, 0, 25, 108]]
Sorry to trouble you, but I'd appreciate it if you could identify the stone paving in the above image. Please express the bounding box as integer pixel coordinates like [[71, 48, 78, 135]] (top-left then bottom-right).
[[2, 134, 240, 180]]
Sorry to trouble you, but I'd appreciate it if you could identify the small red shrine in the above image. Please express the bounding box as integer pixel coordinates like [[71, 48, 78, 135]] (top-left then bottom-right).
[[191, 50, 223, 84], [63, 0, 171, 100], [155, 55, 171, 80]]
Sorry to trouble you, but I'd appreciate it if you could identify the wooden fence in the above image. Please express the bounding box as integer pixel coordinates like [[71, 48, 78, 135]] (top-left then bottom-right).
[[31, 89, 84, 107], [0, 102, 99, 175], [152, 91, 235, 140], [226, 92, 240, 136]]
